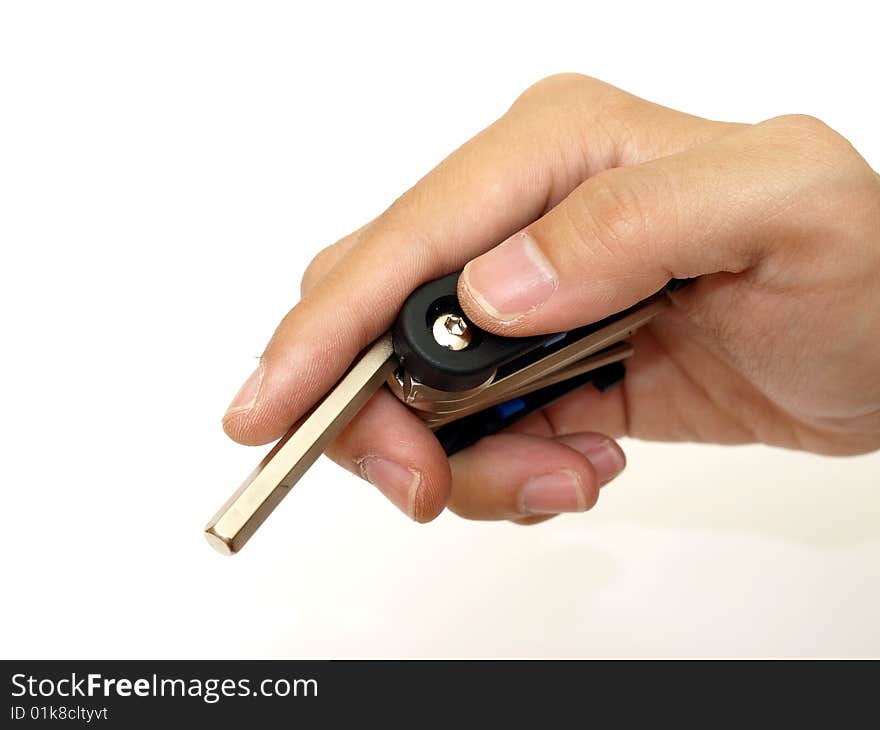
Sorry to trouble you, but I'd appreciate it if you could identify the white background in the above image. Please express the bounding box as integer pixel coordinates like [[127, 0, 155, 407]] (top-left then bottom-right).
[[1, 1, 878, 658]]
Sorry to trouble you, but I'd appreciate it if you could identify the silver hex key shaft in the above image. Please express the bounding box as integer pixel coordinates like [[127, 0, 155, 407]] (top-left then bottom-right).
[[204, 334, 396, 555]]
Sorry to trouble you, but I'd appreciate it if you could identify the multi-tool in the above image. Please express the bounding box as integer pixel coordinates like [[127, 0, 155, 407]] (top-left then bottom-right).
[[205, 272, 688, 554]]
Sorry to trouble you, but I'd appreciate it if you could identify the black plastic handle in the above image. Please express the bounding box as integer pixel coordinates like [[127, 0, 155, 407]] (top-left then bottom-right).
[[391, 272, 547, 391], [392, 273, 692, 392]]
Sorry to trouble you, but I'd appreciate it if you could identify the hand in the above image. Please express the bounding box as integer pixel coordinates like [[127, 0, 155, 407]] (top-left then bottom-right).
[[221, 74, 880, 525]]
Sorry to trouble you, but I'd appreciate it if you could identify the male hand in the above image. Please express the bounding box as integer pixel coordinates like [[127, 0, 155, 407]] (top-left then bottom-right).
[[222, 75, 880, 524]]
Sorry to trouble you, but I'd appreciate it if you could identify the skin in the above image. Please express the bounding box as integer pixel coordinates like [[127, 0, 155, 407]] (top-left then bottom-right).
[[222, 74, 880, 525]]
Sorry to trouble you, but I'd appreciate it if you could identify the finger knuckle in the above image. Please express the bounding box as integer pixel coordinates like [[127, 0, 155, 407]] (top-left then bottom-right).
[[760, 114, 880, 223], [765, 112, 838, 141], [576, 170, 650, 261], [761, 113, 861, 165], [375, 192, 453, 271], [518, 72, 593, 99], [300, 244, 339, 295], [510, 72, 618, 112]]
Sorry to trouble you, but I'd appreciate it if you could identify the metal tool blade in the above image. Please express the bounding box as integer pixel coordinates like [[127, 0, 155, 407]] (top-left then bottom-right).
[[205, 334, 396, 555], [389, 292, 669, 415], [420, 342, 635, 428]]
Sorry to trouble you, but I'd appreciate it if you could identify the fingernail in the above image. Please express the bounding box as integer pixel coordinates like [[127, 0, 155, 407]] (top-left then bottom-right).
[[520, 469, 587, 515], [462, 231, 557, 323], [224, 361, 264, 419], [358, 456, 421, 519], [559, 434, 626, 485]]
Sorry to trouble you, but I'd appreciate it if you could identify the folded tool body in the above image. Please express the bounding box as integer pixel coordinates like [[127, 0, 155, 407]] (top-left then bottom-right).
[[205, 273, 684, 554]]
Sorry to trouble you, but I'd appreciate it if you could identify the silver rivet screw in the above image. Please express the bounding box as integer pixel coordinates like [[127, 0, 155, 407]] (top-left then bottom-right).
[[432, 313, 472, 351]]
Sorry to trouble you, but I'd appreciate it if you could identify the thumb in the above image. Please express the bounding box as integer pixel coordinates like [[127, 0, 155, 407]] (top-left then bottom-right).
[[457, 119, 810, 335]]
